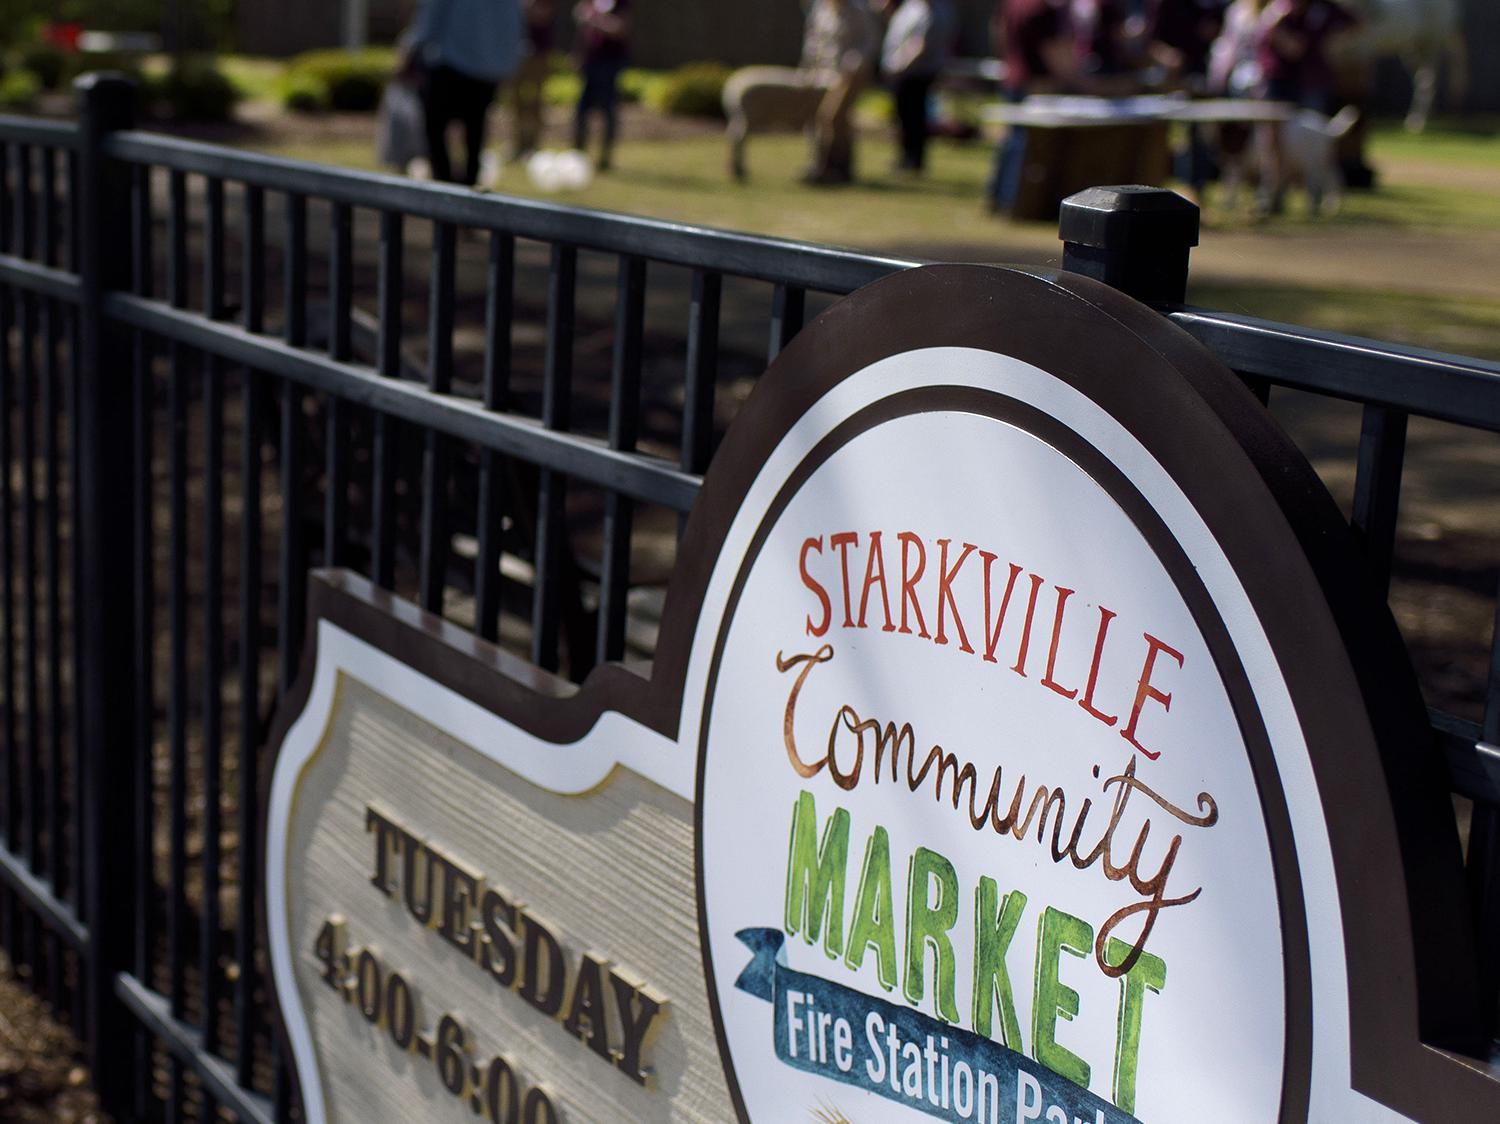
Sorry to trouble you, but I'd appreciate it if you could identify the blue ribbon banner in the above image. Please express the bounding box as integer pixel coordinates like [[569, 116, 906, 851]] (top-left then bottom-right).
[[733, 928, 1141, 1124]]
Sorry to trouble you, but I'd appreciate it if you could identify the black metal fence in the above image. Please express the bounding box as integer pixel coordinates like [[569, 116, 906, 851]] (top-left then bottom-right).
[[0, 75, 1495, 1121]]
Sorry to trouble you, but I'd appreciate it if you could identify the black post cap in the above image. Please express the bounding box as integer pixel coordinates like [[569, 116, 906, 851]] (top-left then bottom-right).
[[1059, 186, 1200, 306]]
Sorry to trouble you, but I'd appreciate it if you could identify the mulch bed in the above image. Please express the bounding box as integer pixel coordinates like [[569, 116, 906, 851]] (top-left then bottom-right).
[[0, 952, 105, 1122]]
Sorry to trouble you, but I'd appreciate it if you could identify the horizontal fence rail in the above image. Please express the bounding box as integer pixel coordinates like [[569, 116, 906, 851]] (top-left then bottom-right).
[[0, 90, 1496, 1122]]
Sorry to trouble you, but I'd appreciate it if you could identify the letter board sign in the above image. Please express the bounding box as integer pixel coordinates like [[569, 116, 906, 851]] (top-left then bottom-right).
[[263, 265, 1495, 1123]]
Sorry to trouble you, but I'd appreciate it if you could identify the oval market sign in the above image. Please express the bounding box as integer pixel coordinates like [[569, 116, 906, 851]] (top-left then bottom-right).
[[262, 264, 1491, 1124]]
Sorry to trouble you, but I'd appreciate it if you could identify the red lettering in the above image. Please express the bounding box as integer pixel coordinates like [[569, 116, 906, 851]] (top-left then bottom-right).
[[980, 554, 1023, 664], [1010, 573, 1045, 677], [934, 540, 977, 653], [1079, 606, 1120, 727], [830, 531, 860, 628], [858, 531, 895, 632], [1121, 633, 1185, 760], [1040, 586, 1078, 699], [799, 536, 831, 637], [897, 532, 929, 638]]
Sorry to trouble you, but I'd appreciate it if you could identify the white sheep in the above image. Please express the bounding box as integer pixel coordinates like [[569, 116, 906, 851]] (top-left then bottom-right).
[[722, 65, 835, 181]]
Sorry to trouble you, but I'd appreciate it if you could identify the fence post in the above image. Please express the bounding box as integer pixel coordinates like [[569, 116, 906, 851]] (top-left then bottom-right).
[[74, 73, 140, 1115], [1058, 185, 1199, 305]]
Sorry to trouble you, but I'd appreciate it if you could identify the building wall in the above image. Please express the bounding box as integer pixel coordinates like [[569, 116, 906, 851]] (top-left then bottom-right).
[[1363, 0, 1497, 117], [1461, 0, 1498, 113], [236, 0, 413, 56], [623, 0, 996, 70], [626, 2, 803, 68]]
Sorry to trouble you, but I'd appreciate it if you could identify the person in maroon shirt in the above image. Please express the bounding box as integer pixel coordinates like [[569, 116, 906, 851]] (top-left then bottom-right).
[[1149, 0, 1226, 85], [1147, 0, 1227, 196], [572, 0, 631, 170], [1258, 0, 1356, 112], [998, 0, 1079, 94], [985, 0, 1089, 212], [1255, 0, 1356, 214]]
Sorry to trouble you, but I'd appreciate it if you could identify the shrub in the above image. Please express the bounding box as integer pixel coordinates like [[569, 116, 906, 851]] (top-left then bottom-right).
[[284, 48, 397, 114], [645, 62, 729, 120], [279, 70, 325, 113], [616, 67, 653, 105], [541, 63, 654, 109], [542, 70, 580, 108], [0, 69, 40, 110], [19, 42, 69, 90], [155, 57, 240, 122]]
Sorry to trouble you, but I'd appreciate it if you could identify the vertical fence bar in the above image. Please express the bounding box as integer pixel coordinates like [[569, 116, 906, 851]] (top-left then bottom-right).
[[1466, 592, 1500, 1040], [236, 181, 266, 1092], [419, 222, 455, 615], [531, 244, 575, 672], [1241, 374, 1272, 406], [1349, 405, 1407, 597], [74, 72, 141, 1117], [201, 174, 226, 1056], [0, 138, 13, 959], [165, 168, 189, 1053], [39, 145, 65, 1008], [767, 281, 804, 364], [680, 268, 721, 544], [279, 192, 308, 698], [18, 143, 41, 897], [325, 202, 352, 569], [65, 143, 85, 1037], [597, 255, 645, 664], [475, 232, 514, 643], [128, 158, 156, 1123], [372, 210, 403, 590]]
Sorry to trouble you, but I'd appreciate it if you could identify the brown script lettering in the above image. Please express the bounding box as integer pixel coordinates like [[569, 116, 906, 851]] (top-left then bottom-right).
[[774, 646, 1219, 976]]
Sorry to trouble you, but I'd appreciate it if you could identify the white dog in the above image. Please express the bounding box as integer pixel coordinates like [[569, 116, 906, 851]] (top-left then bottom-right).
[[1219, 105, 1360, 216]]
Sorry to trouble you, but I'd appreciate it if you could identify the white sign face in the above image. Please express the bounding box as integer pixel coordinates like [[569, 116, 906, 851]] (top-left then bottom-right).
[[697, 358, 1286, 1124], [268, 265, 1485, 1124]]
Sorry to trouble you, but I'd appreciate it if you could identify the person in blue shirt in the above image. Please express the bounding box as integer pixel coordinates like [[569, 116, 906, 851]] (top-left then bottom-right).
[[408, 0, 525, 184]]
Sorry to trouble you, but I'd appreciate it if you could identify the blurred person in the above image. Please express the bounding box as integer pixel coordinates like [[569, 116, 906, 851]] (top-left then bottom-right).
[[1072, 0, 1135, 78], [984, 0, 1080, 212], [1255, 0, 1357, 212], [1149, 0, 1226, 86], [1207, 0, 1268, 95], [1205, 0, 1267, 205], [408, 0, 525, 185], [881, 0, 958, 173], [1258, 0, 1356, 113], [573, 0, 632, 171], [1147, 0, 1227, 194], [801, 0, 882, 185], [513, 0, 557, 158]]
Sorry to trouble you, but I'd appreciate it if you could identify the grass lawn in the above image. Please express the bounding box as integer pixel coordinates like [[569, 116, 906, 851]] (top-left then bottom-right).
[[1366, 115, 1500, 167], [218, 55, 290, 102], [248, 98, 1500, 358], [1184, 284, 1500, 361]]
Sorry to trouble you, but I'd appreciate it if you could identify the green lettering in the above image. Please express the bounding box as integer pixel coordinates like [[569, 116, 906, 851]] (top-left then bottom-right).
[[1033, 906, 1092, 1089], [844, 825, 897, 990], [1106, 936, 1166, 1113], [902, 846, 960, 1023], [783, 790, 850, 958], [971, 876, 1027, 1047]]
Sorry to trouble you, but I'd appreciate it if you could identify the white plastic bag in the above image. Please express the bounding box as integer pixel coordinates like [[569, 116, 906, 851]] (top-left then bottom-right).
[[376, 81, 428, 171]]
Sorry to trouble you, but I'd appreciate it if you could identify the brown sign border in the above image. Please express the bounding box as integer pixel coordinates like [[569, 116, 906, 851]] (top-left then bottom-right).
[[261, 264, 1496, 1122]]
